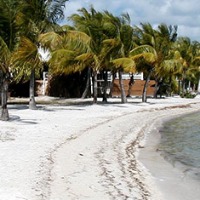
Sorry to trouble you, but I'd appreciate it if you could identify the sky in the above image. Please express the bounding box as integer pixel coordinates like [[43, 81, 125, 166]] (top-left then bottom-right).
[[62, 0, 200, 42]]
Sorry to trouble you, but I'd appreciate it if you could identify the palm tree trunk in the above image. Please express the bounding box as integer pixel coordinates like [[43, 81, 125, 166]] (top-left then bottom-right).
[[188, 81, 191, 91], [127, 74, 134, 97], [102, 71, 108, 103], [153, 77, 160, 98], [29, 69, 37, 110], [182, 79, 186, 93], [118, 70, 127, 103], [109, 72, 116, 97], [197, 76, 200, 93], [153, 82, 160, 98], [81, 67, 91, 99], [93, 70, 98, 104], [182, 72, 186, 93], [0, 79, 9, 121], [169, 75, 173, 97], [142, 70, 152, 102], [178, 79, 181, 95]]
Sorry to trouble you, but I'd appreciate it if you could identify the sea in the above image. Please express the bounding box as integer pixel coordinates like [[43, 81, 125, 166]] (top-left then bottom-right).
[[158, 111, 200, 181]]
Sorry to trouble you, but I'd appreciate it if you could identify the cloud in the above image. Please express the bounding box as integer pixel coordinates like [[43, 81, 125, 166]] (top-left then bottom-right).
[[63, 0, 200, 41]]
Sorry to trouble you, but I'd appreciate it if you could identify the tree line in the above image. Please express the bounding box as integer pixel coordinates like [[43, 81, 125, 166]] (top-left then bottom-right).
[[1, 1, 200, 121]]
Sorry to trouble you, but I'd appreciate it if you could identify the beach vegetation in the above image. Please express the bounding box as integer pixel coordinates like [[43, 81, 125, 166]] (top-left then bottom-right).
[[11, 0, 68, 110], [68, 7, 134, 103], [0, 0, 68, 120], [40, 7, 136, 103], [0, 0, 23, 120], [130, 23, 178, 102], [104, 12, 136, 103], [173, 37, 200, 94], [1, 3, 200, 116], [180, 91, 196, 98], [28, 7, 200, 103]]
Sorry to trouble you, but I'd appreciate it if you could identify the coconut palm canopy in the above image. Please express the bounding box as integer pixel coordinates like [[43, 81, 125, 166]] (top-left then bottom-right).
[[1, 3, 200, 119], [38, 7, 200, 103], [0, 0, 69, 119]]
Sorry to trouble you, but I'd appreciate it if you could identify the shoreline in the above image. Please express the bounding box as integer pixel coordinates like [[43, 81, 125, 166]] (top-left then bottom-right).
[[1, 96, 200, 199], [138, 103, 200, 200], [49, 97, 200, 200]]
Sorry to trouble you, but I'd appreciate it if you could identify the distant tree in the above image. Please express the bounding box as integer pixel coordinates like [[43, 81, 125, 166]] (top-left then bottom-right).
[[174, 37, 200, 94]]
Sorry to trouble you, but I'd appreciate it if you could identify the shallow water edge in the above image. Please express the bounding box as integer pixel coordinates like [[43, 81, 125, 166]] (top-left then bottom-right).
[[138, 111, 200, 200]]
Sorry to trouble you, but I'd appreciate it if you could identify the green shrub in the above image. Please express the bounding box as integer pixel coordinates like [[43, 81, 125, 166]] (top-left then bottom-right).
[[180, 91, 196, 98]]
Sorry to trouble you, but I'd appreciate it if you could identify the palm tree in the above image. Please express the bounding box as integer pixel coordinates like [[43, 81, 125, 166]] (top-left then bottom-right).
[[12, 37, 43, 109], [68, 7, 120, 103], [174, 37, 200, 94], [104, 12, 135, 103], [0, 0, 24, 120], [193, 46, 200, 93], [153, 24, 178, 97], [40, 9, 136, 103], [39, 29, 92, 75], [11, 0, 68, 109], [130, 23, 178, 102], [130, 45, 157, 102], [111, 58, 136, 102]]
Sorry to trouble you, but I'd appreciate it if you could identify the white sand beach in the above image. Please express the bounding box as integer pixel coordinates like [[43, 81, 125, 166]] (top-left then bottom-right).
[[1, 96, 200, 200]]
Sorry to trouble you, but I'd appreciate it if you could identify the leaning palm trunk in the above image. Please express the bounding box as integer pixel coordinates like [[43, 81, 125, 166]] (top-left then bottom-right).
[[142, 70, 152, 102], [109, 72, 116, 97], [29, 69, 37, 110], [153, 77, 160, 98], [153, 81, 160, 98], [81, 67, 91, 99], [0, 79, 9, 121], [93, 70, 98, 104], [118, 70, 127, 103], [127, 74, 134, 97]]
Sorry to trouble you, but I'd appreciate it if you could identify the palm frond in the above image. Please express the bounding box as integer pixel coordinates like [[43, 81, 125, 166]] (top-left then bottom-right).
[[65, 30, 91, 52], [131, 52, 157, 64], [130, 45, 157, 56], [49, 49, 79, 74], [13, 37, 40, 63], [66, 30, 91, 42], [39, 32, 63, 51], [130, 45, 157, 64], [75, 53, 94, 63], [193, 56, 200, 65], [100, 38, 120, 57], [161, 59, 182, 75], [111, 58, 136, 73], [11, 37, 42, 81], [0, 36, 11, 72]]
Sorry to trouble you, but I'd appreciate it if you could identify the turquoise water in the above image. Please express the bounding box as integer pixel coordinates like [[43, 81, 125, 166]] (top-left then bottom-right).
[[158, 111, 200, 180]]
